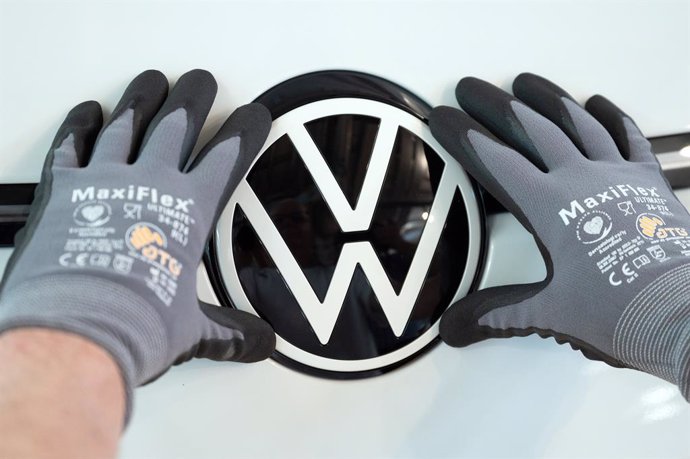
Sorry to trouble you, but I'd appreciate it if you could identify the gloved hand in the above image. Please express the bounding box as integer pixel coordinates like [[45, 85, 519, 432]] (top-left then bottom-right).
[[430, 73, 690, 399], [0, 70, 276, 421]]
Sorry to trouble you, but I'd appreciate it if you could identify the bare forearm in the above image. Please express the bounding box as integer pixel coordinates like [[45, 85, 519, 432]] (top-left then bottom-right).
[[0, 328, 125, 458]]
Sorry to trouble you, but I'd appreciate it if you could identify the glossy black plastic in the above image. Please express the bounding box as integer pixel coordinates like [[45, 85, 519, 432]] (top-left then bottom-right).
[[253, 70, 432, 121], [206, 71, 484, 377], [232, 118, 471, 360]]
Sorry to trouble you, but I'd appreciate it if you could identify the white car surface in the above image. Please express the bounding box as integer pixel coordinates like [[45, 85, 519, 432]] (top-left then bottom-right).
[[1, 1, 689, 457]]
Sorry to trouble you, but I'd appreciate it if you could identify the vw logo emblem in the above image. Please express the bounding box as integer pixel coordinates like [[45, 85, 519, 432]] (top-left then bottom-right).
[[210, 71, 484, 377]]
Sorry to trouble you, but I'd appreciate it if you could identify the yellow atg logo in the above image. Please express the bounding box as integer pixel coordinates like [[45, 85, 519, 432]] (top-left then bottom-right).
[[126, 222, 182, 277], [636, 213, 688, 240]]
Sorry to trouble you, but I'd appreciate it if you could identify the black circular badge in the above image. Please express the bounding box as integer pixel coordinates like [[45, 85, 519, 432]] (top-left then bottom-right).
[[208, 71, 484, 378]]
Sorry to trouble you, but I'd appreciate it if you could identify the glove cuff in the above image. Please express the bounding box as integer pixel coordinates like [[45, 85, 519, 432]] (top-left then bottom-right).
[[676, 327, 690, 400], [0, 274, 169, 426], [614, 262, 690, 400]]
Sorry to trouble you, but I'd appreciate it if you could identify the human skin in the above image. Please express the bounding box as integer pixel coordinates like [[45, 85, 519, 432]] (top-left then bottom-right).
[[0, 328, 124, 459]]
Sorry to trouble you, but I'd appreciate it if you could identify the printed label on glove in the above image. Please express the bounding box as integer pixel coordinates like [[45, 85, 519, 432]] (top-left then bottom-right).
[[558, 184, 690, 287], [636, 213, 688, 240], [58, 185, 196, 306], [125, 222, 181, 305]]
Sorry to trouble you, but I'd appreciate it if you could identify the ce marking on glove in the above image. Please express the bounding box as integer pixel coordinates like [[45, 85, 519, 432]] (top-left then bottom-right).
[[608, 262, 638, 286], [59, 252, 112, 269], [58, 252, 88, 268]]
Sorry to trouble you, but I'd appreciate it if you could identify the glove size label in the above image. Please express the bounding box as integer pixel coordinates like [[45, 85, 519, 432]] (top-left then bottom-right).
[[561, 184, 690, 287], [58, 185, 197, 306]]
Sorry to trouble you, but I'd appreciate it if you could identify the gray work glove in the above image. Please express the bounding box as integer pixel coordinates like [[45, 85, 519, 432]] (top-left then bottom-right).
[[0, 70, 276, 422], [430, 73, 690, 400]]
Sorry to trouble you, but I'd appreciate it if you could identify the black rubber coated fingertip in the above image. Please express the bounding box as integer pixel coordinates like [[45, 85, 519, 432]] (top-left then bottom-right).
[[513, 72, 539, 86], [428, 105, 479, 161], [206, 103, 272, 163], [179, 68, 217, 94], [59, 100, 103, 136], [69, 100, 102, 119], [429, 105, 459, 137], [231, 311, 277, 363], [51, 100, 103, 166], [118, 70, 169, 112], [429, 104, 500, 183], [429, 104, 509, 157], [439, 300, 483, 348], [161, 69, 217, 120], [131, 69, 169, 92], [230, 103, 272, 142], [513, 72, 572, 99], [584, 94, 615, 116], [200, 303, 276, 362], [586, 94, 636, 129], [454, 76, 486, 105], [584, 94, 639, 161]]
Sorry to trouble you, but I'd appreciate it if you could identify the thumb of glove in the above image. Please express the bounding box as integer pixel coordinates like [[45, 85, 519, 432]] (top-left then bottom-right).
[[440, 283, 544, 347], [193, 302, 276, 363], [440, 282, 626, 367]]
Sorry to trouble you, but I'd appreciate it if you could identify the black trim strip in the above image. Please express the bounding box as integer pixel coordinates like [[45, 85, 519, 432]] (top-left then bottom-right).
[[0, 184, 34, 247], [0, 134, 688, 246]]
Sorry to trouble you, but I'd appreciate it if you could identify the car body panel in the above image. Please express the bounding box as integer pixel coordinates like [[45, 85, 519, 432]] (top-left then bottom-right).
[[1, 0, 689, 457]]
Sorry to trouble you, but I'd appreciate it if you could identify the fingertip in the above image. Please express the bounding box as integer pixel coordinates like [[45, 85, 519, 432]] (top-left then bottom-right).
[[65, 100, 103, 127], [430, 104, 461, 122], [126, 69, 169, 103], [512, 72, 539, 96], [456, 76, 483, 88], [512, 72, 568, 97], [439, 300, 480, 348], [584, 94, 609, 113], [200, 102, 272, 166], [585, 94, 653, 163], [135, 69, 168, 85], [429, 105, 466, 144], [234, 311, 277, 363], [429, 105, 449, 132], [200, 304, 277, 363], [514, 71, 538, 82], [50, 100, 104, 167], [429, 105, 503, 151], [455, 76, 484, 103], [584, 94, 629, 121], [71, 99, 102, 113], [136, 69, 218, 168], [231, 103, 272, 137], [180, 69, 218, 95]]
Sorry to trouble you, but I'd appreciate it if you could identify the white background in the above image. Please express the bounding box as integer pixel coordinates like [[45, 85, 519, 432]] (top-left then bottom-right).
[[1, 1, 689, 457]]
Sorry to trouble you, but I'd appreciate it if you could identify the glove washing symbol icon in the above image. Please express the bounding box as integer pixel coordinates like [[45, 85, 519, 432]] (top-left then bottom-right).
[[618, 201, 635, 216], [646, 245, 669, 262]]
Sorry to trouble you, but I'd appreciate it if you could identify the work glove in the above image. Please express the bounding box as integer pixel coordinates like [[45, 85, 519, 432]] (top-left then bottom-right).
[[0, 70, 276, 422], [430, 73, 690, 399]]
